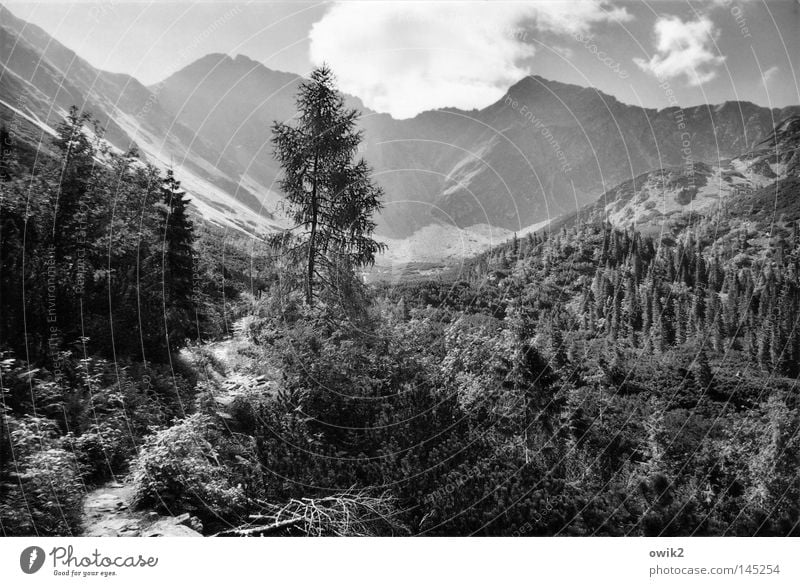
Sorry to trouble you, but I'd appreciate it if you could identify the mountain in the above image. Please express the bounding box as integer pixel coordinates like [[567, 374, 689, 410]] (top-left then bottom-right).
[[151, 53, 371, 225], [2, 3, 800, 261], [155, 56, 800, 241], [550, 115, 800, 238], [0, 4, 283, 235]]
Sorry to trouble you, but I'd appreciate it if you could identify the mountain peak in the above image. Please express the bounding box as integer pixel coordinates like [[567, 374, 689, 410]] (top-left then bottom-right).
[[168, 52, 233, 75], [504, 74, 624, 110], [156, 52, 302, 88]]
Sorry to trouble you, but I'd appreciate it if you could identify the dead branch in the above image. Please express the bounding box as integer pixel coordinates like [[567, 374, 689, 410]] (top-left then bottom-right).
[[215, 489, 409, 537]]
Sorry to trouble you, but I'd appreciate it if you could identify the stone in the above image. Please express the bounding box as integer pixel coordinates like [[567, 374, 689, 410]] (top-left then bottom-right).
[[188, 517, 203, 532], [144, 519, 202, 537]]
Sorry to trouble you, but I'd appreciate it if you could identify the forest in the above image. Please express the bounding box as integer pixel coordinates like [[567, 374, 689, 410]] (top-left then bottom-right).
[[1, 68, 799, 537]]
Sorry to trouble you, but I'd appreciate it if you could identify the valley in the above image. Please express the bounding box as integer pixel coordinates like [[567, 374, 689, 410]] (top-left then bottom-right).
[[2, 1, 800, 541]]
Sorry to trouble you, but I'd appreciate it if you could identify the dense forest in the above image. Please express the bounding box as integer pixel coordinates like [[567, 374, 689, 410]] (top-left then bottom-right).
[[1, 72, 799, 537]]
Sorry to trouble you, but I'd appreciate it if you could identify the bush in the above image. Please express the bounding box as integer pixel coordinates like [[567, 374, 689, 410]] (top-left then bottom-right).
[[130, 414, 247, 528], [65, 422, 131, 483], [0, 416, 85, 536]]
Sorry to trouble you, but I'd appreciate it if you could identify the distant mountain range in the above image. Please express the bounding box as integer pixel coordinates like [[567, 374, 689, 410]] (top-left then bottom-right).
[[548, 115, 800, 239], [2, 3, 799, 262]]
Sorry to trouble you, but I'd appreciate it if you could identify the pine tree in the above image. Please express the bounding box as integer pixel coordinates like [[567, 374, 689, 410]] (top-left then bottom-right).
[[51, 107, 98, 248], [44, 108, 101, 350], [658, 294, 674, 351], [695, 347, 713, 392], [501, 323, 560, 461], [160, 169, 196, 350], [525, 233, 536, 257], [511, 232, 519, 261], [271, 65, 385, 306]]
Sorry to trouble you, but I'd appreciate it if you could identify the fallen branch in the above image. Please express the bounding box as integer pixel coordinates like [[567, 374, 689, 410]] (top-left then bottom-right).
[[215, 489, 409, 537]]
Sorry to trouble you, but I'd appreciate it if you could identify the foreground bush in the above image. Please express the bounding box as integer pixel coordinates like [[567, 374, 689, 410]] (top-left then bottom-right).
[[0, 416, 84, 535], [130, 414, 247, 528]]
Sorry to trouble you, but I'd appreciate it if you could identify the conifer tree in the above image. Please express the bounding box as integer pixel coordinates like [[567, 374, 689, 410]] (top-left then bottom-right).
[[160, 169, 196, 348], [51, 107, 98, 249], [271, 65, 385, 306]]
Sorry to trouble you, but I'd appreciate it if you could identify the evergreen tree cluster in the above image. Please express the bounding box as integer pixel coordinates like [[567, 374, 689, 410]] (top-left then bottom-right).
[[0, 108, 197, 363], [463, 221, 800, 379]]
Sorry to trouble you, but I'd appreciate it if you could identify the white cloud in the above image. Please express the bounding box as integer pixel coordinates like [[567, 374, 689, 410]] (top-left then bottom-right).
[[308, 1, 631, 119], [633, 16, 725, 86], [762, 65, 780, 89], [705, 0, 756, 7]]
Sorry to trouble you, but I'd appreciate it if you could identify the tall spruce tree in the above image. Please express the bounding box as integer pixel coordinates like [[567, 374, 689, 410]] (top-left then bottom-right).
[[271, 65, 385, 306], [160, 168, 195, 350]]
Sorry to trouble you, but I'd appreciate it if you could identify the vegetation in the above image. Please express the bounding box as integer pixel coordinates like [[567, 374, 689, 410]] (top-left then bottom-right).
[[2, 82, 799, 537], [0, 110, 235, 535], [226, 218, 799, 536]]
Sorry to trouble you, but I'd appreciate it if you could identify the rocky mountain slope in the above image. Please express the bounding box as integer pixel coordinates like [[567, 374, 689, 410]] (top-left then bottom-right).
[[0, 5, 283, 235], [551, 115, 800, 237], [155, 56, 800, 240], [2, 3, 799, 261]]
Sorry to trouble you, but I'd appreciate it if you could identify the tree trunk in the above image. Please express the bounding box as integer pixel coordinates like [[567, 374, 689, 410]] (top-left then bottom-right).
[[306, 150, 319, 306]]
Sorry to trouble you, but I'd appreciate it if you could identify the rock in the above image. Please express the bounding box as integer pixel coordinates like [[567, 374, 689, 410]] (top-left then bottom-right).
[[255, 375, 267, 382], [144, 519, 202, 537], [176, 514, 204, 533], [145, 512, 160, 523]]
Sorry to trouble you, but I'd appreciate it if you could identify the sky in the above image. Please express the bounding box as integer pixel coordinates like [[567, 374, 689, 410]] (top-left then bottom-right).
[[4, 0, 800, 119]]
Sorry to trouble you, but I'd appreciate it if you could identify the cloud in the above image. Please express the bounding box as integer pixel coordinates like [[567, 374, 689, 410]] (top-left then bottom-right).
[[762, 65, 780, 89], [308, 1, 631, 118], [704, 0, 756, 7], [633, 16, 725, 86]]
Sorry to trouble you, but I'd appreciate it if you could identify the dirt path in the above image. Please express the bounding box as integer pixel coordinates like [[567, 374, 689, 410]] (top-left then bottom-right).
[[182, 317, 281, 414], [82, 482, 142, 536], [80, 318, 277, 536], [81, 482, 202, 536]]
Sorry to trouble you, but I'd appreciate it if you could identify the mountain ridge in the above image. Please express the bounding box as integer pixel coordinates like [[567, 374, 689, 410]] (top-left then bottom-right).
[[2, 3, 800, 260], [544, 114, 800, 240]]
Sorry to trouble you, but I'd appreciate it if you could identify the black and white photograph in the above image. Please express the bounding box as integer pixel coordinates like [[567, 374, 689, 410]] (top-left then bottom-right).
[[1, 0, 799, 582]]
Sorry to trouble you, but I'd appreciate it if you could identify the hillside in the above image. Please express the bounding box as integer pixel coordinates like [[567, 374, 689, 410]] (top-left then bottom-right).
[[154, 57, 800, 242], [0, 5, 282, 235], [3, 3, 800, 256], [545, 115, 800, 239]]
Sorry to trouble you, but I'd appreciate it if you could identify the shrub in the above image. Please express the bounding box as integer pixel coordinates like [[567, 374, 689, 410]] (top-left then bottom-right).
[[0, 416, 84, 535], [65, 422, 132, 483], [130, 414, 246, 528]]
